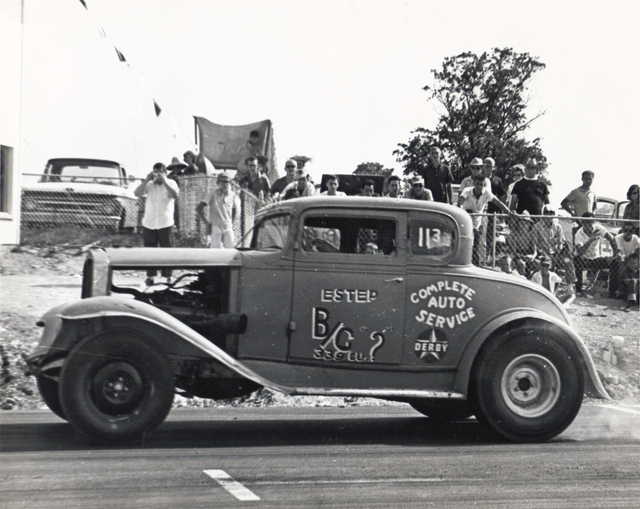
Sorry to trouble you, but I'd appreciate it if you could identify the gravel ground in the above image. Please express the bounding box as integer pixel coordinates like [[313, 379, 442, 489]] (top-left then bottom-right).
[[1, 246, 638, 412]]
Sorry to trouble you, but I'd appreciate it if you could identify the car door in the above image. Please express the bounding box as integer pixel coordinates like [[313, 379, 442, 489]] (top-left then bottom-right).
[[289, 209, 406, 366]]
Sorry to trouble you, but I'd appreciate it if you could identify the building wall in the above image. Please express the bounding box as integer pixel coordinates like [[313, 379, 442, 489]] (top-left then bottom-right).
[[0, 0, 23, 247]]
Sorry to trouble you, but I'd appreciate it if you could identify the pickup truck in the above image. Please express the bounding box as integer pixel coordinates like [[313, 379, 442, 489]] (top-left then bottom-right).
[[21, 158, 138, 230], [26, 196, 609, 444]]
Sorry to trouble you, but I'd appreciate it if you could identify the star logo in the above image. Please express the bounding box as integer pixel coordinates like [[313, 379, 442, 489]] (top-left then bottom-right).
[[414, 328, 449, 363]]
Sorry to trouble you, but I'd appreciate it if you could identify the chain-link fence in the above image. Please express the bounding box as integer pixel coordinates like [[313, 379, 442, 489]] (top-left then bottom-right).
[[471, 212, 639, 299], [21, 175, 264, 247]]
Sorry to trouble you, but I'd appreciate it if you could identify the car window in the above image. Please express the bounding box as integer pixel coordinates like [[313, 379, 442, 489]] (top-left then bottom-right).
[[252, 213, 292, 250], [409, 212, 457, 258], [301, 215, 396, 255], [594, 200, 615, 218]]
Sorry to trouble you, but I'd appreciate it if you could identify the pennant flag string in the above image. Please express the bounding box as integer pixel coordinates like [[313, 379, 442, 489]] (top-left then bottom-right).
[[76, 0, 199, 148]]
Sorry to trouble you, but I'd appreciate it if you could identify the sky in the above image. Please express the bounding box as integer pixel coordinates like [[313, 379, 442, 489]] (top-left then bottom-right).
[[18, 0, 640, 207]]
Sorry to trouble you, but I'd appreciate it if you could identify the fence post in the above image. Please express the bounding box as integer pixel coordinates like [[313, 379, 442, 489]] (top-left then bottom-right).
[[491, 213, 497, 268]]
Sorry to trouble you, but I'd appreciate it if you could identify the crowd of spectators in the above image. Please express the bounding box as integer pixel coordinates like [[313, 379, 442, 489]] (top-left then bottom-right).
[[135, 145, 638, 307]]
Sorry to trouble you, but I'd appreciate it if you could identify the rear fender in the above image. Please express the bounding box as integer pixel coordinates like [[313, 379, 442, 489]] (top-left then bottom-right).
[[454, 310, 610, 400], [29, 296, 292, 394]]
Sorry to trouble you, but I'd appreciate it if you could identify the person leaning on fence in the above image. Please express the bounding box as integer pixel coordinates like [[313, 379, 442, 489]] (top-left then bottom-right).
[[270, 159, 297, 198], [282, 168, 316, 200], [458, 174, 513, 266], [134, 162, 179, 285], [530, 256, 576, 306], [573, 212, 619, 294], [359, 179, 381, 197], [560, 170, 597, 217], [384, 175, 403, 198], [610, 223, 640, 299], [195, 172, 240, 249], [321, 175, 347, 196], [530, 210, 577, 288], [405, 177, 433, 201], [459, 157, 490, 195]]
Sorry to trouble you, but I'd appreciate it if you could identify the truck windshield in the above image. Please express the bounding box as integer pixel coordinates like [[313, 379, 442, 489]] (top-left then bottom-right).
[[44, 164, 122, 184], [251, 213, 292, 251]]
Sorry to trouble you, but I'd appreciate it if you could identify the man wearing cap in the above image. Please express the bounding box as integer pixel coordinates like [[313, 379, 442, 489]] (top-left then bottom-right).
[[458, 174, 512, 265], [573, 212, 619, 293], [418, 145, 454, 204], [560, 171, 597, 217], [404, 177, 433, 200], [135, 162, 180, 285], [509, 158, 550, 215], [459, 157, 491, 195], [531, 256, 576, 305], [282, 168, 315, 200], [270, 160, 298, 198], [196, 172, 240, 249], [384, 175, 403, 198]]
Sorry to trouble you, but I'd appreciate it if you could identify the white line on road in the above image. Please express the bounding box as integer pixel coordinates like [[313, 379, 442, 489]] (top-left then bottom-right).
[[204, 470, 260, 501], [600, 404, 640, 416]]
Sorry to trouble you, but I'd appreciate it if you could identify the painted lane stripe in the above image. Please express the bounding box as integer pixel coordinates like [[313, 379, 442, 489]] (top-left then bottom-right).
[[204, 470, 260, 501], [600, 404, 640, 416]]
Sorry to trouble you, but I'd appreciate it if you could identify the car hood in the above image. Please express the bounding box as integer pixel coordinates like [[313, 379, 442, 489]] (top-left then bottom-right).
[[22, 181, 136, 198], [98, 247, 244, 268]]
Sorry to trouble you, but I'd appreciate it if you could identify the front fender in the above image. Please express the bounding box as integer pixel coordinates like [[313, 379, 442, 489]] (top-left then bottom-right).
[[454, 309, 610, 400], [28, 296, 293, 395]]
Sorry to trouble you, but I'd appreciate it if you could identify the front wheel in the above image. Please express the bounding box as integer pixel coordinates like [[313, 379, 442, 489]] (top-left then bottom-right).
[[470, 327, 584, 442], [59, 331, 175, 444]]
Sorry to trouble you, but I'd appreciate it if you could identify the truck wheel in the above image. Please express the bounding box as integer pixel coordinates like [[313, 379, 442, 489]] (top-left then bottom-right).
[[409, 400, 473, 421], [470, 328, 584, 442], [59, 332, 175, 444], [36, 374, 66, 421]]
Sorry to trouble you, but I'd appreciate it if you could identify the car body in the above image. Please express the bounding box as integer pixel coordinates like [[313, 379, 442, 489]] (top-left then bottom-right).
[[26, 196, 609, 444], [594, 196, 630, 221], [21, 158, 138, 229]]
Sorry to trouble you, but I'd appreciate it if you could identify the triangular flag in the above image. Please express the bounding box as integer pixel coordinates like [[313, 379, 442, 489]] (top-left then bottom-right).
[[153, 100, 162, 117], [79, 0, 87, 9], [115, 48, 126, 62]]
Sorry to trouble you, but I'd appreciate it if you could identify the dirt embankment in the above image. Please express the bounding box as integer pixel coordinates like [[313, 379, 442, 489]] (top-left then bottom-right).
[[1, 247, 638, 411]]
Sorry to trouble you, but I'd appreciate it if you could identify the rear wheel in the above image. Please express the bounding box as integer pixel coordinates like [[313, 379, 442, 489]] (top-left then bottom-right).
[[470, 326, 584, 442], [59, 331, 175, 444], [36, 374, 66, 421]]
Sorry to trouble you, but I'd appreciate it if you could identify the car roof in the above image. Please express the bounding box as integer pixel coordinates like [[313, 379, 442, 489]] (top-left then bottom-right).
[[257, 195, 473, 229]]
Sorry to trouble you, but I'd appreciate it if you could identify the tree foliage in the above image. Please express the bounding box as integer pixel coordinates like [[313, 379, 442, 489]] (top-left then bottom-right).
[[394, 48, 548, 183], [353, 162, 393, 178]]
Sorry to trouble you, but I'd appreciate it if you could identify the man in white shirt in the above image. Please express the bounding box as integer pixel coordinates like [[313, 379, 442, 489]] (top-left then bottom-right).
[[282, 169, 316, 199], [457, 174, 512, 265], [610, 223, 640, 298], [135, 162, 179, 284], [196, 172, 240, 248], [573, 212, 619, 293], [320, 175, 347, 196], [560, 170, 597, 217], [531, 256, 575, 305], [459, 157, 491, 195]]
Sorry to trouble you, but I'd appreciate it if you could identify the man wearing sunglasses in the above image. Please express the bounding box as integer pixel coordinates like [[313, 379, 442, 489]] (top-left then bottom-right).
[[269, 159, 298, 198], [404, 177, 434, 201]]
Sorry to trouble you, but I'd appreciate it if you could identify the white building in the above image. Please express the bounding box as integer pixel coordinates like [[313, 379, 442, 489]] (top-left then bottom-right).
[[0, 0, 23, 247]]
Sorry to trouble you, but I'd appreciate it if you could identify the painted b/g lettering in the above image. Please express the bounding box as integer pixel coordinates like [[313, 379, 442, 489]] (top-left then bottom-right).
[[321, 289, 378, 303]]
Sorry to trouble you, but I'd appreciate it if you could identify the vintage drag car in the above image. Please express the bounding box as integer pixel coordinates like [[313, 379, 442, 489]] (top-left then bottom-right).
[[26, 196, 609, 444]]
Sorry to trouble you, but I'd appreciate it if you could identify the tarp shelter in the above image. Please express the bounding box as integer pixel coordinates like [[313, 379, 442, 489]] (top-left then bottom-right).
[[194, 116, 279, 183]]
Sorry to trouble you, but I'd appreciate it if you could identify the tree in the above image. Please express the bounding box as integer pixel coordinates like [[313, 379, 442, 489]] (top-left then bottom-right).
[[353, 162, 393, 178], [394, 48, 548, 183]]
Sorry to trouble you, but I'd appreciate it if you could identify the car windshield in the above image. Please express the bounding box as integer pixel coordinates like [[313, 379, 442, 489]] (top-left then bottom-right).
[[44, 163, 122, 185], [251, 213, 292, 251]]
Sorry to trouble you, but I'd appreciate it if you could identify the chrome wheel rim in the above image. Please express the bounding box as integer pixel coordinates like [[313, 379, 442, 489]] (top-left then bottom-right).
[[501, 354, 560, 418]]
